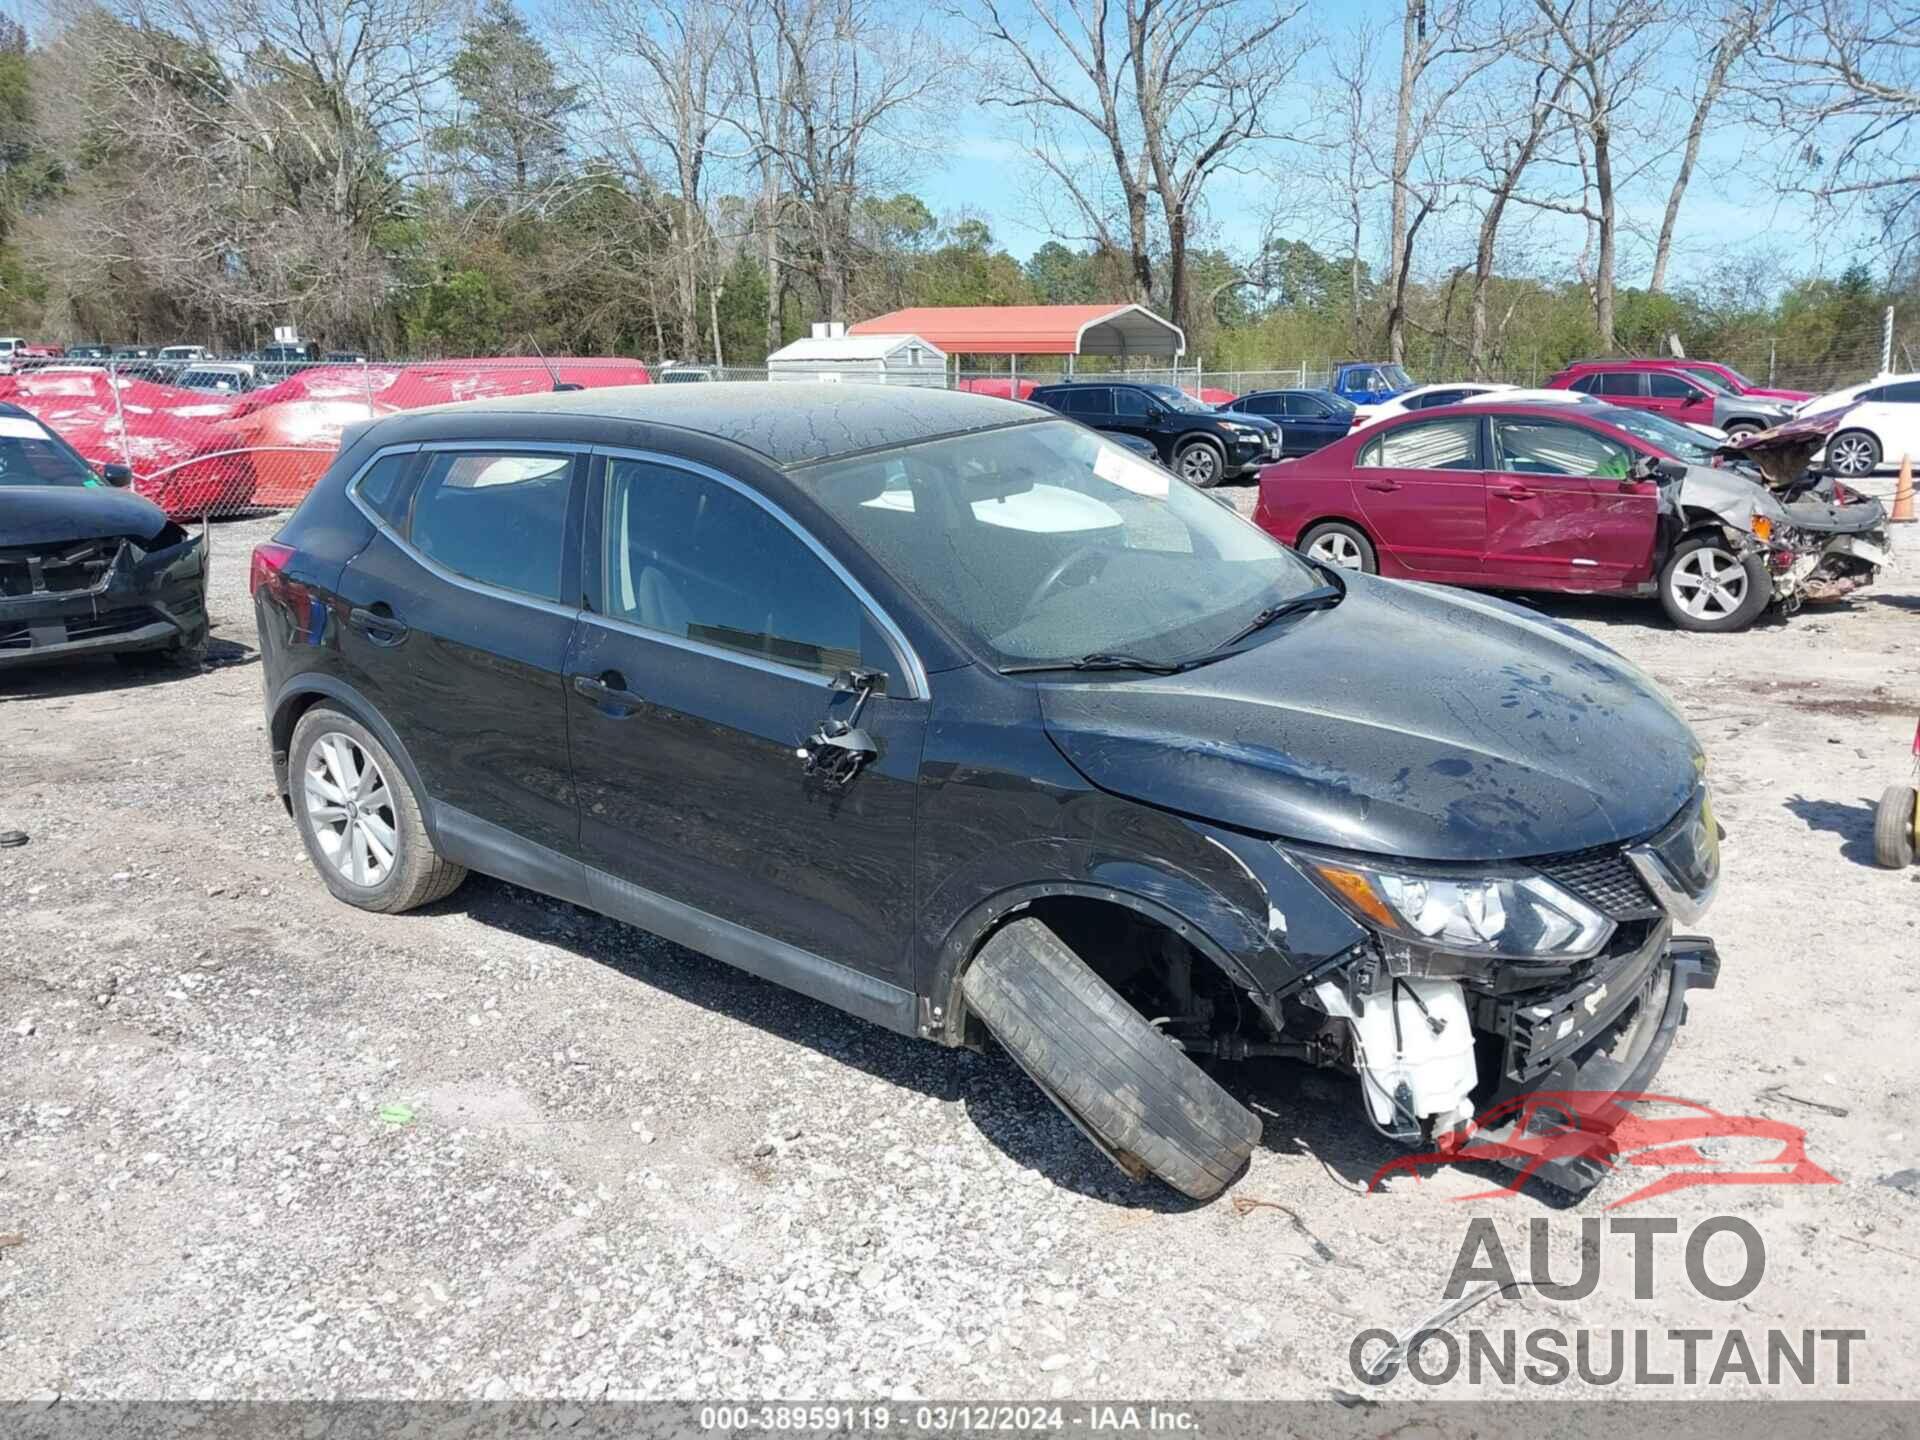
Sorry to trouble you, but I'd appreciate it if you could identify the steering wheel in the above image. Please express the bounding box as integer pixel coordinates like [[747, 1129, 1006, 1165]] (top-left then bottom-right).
[[1024, 542, 1112, 614]]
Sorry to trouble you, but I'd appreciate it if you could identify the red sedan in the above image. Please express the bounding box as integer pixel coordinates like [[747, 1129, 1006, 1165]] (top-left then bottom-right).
[[1252, 398, 1782, 628]]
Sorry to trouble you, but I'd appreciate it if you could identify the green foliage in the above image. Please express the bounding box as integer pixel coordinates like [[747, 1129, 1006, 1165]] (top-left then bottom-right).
[[399, 268, 512, 354]]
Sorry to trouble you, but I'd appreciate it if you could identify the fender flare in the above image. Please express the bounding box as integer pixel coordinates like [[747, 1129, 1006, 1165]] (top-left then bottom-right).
[[925, 878, 1263, 1047], [267, 675, 439, 843]]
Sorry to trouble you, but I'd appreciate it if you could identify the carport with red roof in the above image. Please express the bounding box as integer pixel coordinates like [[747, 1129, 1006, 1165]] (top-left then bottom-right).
[[847, 304, 1186, 396]]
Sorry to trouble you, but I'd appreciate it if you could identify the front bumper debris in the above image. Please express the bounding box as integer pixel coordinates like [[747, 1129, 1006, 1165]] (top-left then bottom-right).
[[0, 529, 208, 667]]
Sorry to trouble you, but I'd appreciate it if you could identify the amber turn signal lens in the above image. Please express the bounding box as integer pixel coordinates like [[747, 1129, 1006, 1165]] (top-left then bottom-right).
[[1752, 515, 1772, 542], [1308, 863, 1400, 929]]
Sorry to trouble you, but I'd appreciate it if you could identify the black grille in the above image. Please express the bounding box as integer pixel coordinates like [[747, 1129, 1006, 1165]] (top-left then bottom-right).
[[1536, 845, 1662, 920], [0, 539, 123, 598]]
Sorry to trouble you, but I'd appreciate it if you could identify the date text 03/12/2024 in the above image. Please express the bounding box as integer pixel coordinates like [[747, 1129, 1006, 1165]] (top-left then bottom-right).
[[697, 1406, 1200, 1432]]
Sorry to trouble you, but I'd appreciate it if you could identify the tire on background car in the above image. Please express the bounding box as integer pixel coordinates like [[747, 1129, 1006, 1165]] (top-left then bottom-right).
[[1875, 784, 1918, 869], [960, 917, 1261, 1201], [1722, 421, 1762, 440], [289, 703, 467, 913], [1658, 532, 1770, 633], [1297, 520, 1378, 574], [1827, 429, 1882, 477], [1174, 439, 1225, 488]]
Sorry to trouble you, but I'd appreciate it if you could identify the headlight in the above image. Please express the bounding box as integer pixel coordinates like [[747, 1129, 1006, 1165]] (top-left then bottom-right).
[[1293, 851, 1613, 961], [1218, 421, 1262, 436]]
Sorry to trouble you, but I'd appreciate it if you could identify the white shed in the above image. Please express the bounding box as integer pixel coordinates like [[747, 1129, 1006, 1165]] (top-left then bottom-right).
[[766, 326, 947, 387]]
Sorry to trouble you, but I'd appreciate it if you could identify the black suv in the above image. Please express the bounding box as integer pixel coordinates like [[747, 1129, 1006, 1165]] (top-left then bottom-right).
[[254, 384, 1720, 1201], [1029, 381, 1281, 487]]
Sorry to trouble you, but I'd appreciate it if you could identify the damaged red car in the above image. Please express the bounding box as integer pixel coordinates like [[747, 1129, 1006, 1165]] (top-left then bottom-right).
[[1253, 398, 1889, 632]]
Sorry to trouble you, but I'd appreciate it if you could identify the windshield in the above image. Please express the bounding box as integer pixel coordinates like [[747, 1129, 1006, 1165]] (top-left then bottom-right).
[[1380, 365, 1414, 389], [1592, 404, 1721, 463], [0, 416, 102, 488], [1146, 384, 1210, 414], [803, 419, 1322, 669]]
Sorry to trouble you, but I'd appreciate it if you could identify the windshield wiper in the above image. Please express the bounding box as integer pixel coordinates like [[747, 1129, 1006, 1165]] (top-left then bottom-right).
[[999, 651, 1198, 676], [1205, 584, 1344, 654]]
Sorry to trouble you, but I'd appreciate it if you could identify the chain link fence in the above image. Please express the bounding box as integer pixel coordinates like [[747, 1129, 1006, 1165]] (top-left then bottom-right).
[[2, 329, 1906, 517]]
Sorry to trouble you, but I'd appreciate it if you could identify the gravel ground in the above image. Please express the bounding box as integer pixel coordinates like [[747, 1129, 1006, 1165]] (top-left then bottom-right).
[[2, 496, 1918, 1403]]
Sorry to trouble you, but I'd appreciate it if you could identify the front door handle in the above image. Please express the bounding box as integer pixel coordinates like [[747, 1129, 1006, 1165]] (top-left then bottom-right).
[[347, 605, 408, 645], [572, 672, 646, 711], [1363, 479, 1401, 492], [1492, 485, 1537, 501]]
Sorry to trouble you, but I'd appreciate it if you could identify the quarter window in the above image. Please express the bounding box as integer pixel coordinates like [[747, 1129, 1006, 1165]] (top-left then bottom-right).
[[602, 459, 864, 677], [1881, 381, 1920, 403], [354, 452, 418, 529], [406, 450, 572, 602], [1358, 416, 1482, 470]]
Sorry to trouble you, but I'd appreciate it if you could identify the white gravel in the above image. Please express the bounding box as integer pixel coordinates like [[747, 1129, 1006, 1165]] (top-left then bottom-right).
[[1, 500, 1917, 1401]]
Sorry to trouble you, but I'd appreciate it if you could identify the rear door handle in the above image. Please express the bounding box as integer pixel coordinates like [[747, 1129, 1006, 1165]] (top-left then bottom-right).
[[572, 672, 646, 711], [347, 606, 408, 645], [1492, 485, 1537, 501], [1363, 479, 1401, 492]]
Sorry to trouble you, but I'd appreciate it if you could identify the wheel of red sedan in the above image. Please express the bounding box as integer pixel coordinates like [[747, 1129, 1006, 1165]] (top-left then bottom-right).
[[1657, 534, 1770, 633], [1298, 521, 1377, 574]]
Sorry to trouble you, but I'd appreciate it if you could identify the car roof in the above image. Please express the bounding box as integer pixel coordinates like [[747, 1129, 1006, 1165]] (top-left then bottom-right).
[[408, 380, 1043, 468]]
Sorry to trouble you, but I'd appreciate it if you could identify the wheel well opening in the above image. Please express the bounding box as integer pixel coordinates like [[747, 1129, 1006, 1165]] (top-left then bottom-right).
[[962, 896, 1262, 1050]]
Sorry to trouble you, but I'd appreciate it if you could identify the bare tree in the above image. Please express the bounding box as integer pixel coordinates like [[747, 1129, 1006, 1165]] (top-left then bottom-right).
[[564, 0, 736, 359], [970, 0, 1307, 335], [756, 0, 943, 323], [1648, 0, 1769, 292], [1744, 0, 1920, 266], [1511, 0, 1673, 344], [1380, 0, 1504, 361]]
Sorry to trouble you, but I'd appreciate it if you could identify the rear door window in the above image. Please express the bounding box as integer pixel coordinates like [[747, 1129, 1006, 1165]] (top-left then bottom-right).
[[1596, 372, 1644, 398], [1064, 388, 1112, 418], [406, 450, 574, 602], [1360, 416, 1482, 470]]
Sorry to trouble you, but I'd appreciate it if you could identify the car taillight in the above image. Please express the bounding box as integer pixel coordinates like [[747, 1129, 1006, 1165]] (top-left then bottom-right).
[[250, 541, 295, 597]]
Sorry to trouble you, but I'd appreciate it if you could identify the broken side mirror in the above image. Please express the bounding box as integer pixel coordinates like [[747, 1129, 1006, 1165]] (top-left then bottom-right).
[[100, 462, 132, 487], [797, 667, 886, 788]]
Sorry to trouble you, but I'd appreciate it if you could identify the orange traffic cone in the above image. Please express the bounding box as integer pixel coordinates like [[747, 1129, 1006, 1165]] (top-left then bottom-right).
[[1894, 454, 1916, 524]]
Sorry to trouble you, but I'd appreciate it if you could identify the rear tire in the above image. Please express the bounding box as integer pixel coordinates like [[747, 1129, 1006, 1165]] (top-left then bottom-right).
[[1874, 784, 1918, 869], [290, 704, 467, 913], [1298, 520, 1378, 574], [961, 918, 1261, 1200], [1658, 533, 1770, 633]]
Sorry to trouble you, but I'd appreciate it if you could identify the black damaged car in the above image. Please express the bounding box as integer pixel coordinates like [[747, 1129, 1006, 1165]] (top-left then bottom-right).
[[0, 403, 209, 670], [254, 385, 1719, 1200]]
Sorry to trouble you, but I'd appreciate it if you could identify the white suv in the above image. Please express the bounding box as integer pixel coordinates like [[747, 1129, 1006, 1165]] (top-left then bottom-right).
[[1796, 373, 1920, 477]]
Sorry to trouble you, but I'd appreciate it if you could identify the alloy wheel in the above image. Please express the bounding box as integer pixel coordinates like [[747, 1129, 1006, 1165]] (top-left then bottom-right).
[[303, 732, 398, 887], [1829, 435, 1877, 475], [1306, 532, 1366, 569], [1179, 446, 1220, 485], [1668, 546, 1749, 620]]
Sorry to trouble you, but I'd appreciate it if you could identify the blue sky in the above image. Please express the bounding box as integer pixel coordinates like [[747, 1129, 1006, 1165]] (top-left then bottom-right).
[[910, 14, 1883, 294]]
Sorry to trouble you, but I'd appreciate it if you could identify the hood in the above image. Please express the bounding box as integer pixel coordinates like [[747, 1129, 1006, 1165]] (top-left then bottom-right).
[[1722, 406, 1852, 489], [1749, 387, 1811, 403], [1216, 411, 1280, 435], [1712, 394, 1792, 427], [1038, 575, 1700, 862], [0, 485, 169, 546]]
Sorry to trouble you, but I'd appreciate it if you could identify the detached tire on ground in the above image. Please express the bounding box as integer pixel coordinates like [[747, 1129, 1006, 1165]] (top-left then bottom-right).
[[1874, 784, 1918, 869], [961, 917, 1261, 1200]]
